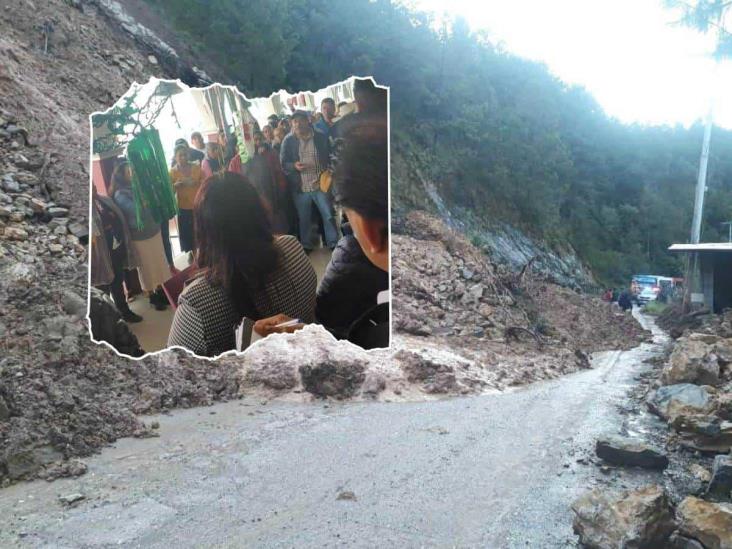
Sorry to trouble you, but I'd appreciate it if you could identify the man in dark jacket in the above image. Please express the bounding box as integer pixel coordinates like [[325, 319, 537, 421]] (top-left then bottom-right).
[[316, 223, 389, 338], [280, 110, 338, 251], [618, 290, 633, 311]]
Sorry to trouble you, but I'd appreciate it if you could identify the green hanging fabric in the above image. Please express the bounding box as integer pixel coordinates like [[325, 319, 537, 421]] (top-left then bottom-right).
[[233, 111, 250, 166], [126, 128, 178, 230]]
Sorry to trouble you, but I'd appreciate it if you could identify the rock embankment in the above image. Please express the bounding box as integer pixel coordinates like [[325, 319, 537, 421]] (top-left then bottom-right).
[[572, 312, 732, 548]]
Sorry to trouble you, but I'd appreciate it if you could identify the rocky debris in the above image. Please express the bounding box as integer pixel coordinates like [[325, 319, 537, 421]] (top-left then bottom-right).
[[242, 360, 299, 391], [707, 455, 732, 501], [88, 288, 144, 357], [238, 326, 372, 398], [571, 485, 676, 548], [41, 459, 88, 481], [663, 337, 722, 386], [336, 490, 357, 501], [647, 384, 715, 422], [0, 397, 9, 422], [61, 289, 87, 319], [676, 497, 732, 549], [362, 372, 387, 396], [393, 211, 647, 354], [299, 360, 366, 399], [595, 435, 669, 470], [397, 350, 460, 394], [4, 446, 65, 481], [690, 463, 713, 483], [659, 306, 732, 341]]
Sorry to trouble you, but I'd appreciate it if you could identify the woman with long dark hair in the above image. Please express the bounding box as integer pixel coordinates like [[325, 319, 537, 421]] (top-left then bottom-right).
[[110, 161, 170, 310], [167, 172, 317, 357]]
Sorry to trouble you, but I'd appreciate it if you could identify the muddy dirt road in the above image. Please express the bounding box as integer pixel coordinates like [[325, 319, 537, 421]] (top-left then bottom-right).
[[0, 311, 668, 548]]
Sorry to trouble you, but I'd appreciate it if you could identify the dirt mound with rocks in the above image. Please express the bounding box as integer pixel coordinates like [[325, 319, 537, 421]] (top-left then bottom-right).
[[391, 211, 648, 376]]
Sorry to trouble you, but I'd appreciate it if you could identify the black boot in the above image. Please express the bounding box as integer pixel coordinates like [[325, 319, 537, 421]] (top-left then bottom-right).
[[121, 310, 144, 323], [149, 288, 169, 311]]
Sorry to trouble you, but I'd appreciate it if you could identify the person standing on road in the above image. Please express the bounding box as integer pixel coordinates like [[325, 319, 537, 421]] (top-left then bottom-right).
[[618, 289, 633, 312]]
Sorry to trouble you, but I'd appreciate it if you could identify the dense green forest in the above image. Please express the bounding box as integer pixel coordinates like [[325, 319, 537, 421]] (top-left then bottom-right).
[[147, 0, 732, 284]]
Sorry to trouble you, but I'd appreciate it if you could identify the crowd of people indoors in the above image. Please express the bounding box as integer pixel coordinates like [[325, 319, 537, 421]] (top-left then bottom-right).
[[91, 78, 389, 355]]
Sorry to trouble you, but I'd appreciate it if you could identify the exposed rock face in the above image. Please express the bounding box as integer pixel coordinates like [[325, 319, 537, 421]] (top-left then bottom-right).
[[89, 0, 212, 86], [662, 338, 721, 386], [647, 384, 715, 422], [676, 497, 732, 549], [571, 485, 676, 548], [595, 436, 669, 470]]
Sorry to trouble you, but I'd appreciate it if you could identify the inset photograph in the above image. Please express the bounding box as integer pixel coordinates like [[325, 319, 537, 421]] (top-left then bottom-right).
[[89, 77, 389, 358]]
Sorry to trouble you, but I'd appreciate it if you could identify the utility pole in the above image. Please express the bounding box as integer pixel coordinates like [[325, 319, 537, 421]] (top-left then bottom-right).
[[690, 112, 713, 245], [683, 6, 727, 311], [683, 107, 713, 312]]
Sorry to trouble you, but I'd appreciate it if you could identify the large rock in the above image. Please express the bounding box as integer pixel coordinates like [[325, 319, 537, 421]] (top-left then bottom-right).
[[708, 455, 732, 501], [676, 497, 732, 549], [2, 226, 28, 241], [647, 384, 715, 422], [669, 532, 706, 549], [299, 360, 366, 399], [595, 436, 669, 470], [675, 416, 732, 454], [662, 338, 720, 386], [571, 485, 676, 548], [4, 445, 64, 480], [239, 325, 374, 398]]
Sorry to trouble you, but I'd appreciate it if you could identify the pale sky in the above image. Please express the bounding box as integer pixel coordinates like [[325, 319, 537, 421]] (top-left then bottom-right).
[[411, 0, 732, 129]]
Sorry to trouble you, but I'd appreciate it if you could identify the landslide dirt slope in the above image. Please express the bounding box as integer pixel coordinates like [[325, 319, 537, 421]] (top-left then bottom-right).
[[0, 0, 647, 488], [0, 0, 243, 488]]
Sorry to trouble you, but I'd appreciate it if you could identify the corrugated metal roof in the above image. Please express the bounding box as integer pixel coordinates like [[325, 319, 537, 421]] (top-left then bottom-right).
[[668, 243, 732, 252]]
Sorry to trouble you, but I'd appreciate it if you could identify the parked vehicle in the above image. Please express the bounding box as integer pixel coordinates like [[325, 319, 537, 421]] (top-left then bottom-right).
[[637, 286, 658, 304], [631, 274, 674, 305]]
